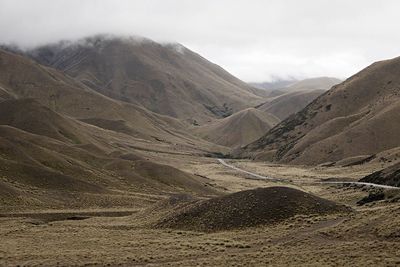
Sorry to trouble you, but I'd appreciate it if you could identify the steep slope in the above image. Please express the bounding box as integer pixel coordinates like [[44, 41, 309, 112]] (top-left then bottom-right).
[[193, 108, 280, 148], [0, 48, 222, 152], [157, 187, 350, 232], [241, 56, 400, 165], [0, 48, 171, 137], [25, 35, 264, 123], [256, 89, 324, 120]]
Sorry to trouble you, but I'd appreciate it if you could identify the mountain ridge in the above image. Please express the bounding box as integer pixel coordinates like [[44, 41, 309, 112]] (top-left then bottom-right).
[[19, 35, 265, 124], [239, 56, 400, 165]]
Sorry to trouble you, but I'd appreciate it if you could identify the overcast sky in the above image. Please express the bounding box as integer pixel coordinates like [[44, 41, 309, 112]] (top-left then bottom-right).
[[1, 0, 400, 82]]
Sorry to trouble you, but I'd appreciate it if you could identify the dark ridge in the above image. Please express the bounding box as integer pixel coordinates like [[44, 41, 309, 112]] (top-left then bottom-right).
[[360, 163, 400, 187]]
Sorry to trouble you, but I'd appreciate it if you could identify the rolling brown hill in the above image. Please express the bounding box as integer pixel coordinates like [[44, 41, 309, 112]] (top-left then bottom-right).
[[256, 89, 324, 120], [240, 56, 400, 165], [0, 49, 225, 210], [0, 48, 224, 153], [25, 35, 265, 124], [0, 99, 218, 210], [156, 187, 350, 232], [193, 108, 280, 148]]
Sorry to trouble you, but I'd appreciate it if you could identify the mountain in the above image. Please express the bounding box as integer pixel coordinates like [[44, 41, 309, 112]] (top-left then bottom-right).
[[256, 89, 324, 120], [193, 108, 279, 148], [250, 77, 340, 98], [240, 56, 400, 165], [250, 79, 297, 90], [24, 35, 265, 124], [282, 77, 342, 92], [0, 48, 226, 209], [0, 48, 222, 152], [267, 77, 341, 98]]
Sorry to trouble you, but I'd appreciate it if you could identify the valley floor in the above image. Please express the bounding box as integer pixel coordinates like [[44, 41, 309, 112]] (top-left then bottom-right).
[[1, 156, 399, 266]]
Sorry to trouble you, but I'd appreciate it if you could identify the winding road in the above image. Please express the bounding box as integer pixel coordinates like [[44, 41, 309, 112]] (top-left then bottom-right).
[[218, 159, 399, 190]]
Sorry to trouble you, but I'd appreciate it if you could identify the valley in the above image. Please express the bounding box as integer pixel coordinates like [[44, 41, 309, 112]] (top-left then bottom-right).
[[0, 32, 399, 266]]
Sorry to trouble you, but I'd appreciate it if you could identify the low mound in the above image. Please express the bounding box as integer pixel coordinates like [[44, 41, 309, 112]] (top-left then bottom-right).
[[194, 108, 280, 148], [360, 163, 400, 187], [157, 187, 350, 232]]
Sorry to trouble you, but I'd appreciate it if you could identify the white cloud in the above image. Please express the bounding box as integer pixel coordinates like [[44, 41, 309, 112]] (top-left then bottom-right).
[[1, 0, 400, 82]]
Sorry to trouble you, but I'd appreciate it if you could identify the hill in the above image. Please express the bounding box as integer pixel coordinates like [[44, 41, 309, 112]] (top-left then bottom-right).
[[240, 56, 400, 165], [0, 99, 218, 210], [360, 163, 400, 187], [156, 186, 350, 232], [25, 35, 265, 124], [193, 108, 279, 148], [0, 48, 222, 153], [256, 89, 324, 120], [0, 49, 222, 210]]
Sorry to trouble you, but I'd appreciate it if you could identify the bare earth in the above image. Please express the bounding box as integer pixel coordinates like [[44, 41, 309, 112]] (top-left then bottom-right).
[[1, 156, 399, 266]]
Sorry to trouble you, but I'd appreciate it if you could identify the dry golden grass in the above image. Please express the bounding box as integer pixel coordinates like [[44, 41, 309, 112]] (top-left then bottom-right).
[[1, 156, 399, 266]]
